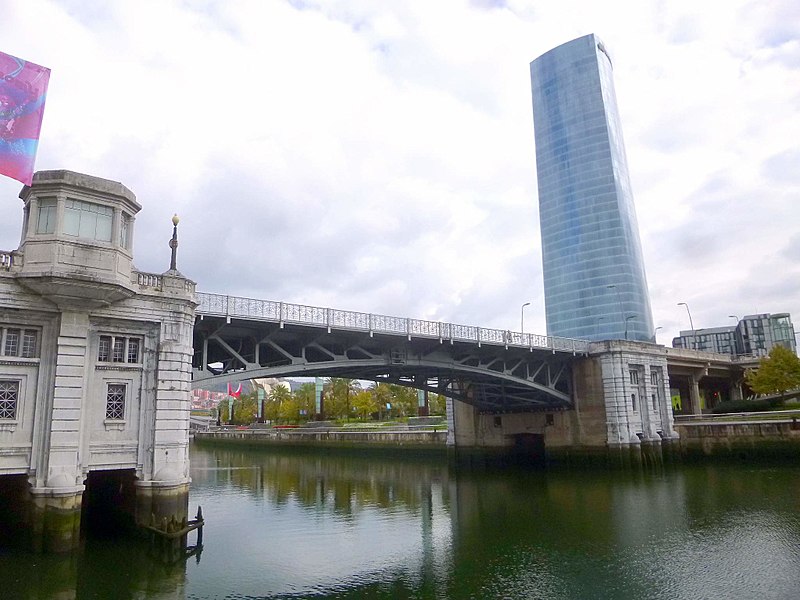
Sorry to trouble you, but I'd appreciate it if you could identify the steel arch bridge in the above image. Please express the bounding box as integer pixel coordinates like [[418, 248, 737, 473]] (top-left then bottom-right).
[[192, 293, 590, 413]]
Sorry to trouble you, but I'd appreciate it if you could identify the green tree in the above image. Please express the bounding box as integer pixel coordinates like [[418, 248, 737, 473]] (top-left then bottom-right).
[[294, 382, 317, 421], [370, 383, 394, 418], [278, 394, 300, 422], [267, 384, 292, 423], [745, 345, 800, 401], [387, 383, 417, 417], [429, 393, 447, 415], [324, 378, 360, 420], [351, 389, 379, 420], [234, 392, 257, 424], [218, 391, 257, 425]]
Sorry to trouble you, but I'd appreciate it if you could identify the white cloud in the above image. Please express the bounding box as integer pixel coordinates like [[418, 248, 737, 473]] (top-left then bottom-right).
[[1, 0, 798, 347]]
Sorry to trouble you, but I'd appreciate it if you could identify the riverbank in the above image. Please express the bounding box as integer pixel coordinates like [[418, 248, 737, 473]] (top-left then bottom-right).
[[195, 416, 800, 464], [194, 427, 448, 454]]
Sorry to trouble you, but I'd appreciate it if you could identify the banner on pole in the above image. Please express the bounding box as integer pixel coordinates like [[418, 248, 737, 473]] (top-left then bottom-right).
[[0, 51, 50, 186]]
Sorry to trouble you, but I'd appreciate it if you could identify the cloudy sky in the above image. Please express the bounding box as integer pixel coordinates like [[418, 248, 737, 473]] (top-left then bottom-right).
[[1, 0, 798, 346]]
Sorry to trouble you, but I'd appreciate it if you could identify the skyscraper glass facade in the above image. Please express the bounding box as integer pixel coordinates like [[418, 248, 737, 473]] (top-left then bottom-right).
[[530, 34, 654, 342]]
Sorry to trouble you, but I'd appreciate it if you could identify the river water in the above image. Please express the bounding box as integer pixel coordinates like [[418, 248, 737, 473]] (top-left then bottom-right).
[[3, 442, 800, 599]]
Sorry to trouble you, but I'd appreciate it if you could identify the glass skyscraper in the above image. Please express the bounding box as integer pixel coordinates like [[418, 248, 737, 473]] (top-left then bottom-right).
[[530, 34, 654, 342]]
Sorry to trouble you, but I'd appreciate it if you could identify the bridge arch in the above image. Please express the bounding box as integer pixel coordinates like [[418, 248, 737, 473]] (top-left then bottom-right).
[[192, 293, 587, 412]]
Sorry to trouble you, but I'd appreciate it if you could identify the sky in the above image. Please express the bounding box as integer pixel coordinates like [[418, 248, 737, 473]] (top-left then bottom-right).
[[1, 0, 798, 347]]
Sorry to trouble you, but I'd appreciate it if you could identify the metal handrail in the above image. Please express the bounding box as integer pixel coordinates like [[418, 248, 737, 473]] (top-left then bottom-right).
[[195, 291, 590, 355]]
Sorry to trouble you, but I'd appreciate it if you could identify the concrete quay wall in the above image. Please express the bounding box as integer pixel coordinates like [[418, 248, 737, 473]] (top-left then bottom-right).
[[675, 420, 800, 459], [194, 429, 448, 452]]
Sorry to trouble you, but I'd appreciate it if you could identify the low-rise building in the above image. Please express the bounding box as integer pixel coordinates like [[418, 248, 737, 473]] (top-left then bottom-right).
[[672, 313, 796, 357]]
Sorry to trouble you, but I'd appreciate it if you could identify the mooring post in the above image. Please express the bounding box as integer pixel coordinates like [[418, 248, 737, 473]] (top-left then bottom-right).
[[196, 506, 204, 546]]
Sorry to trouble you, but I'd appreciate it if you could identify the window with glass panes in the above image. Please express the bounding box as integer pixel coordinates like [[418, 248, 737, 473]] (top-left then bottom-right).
[[63, 199, 113, 242], [1, 327, 39, 358], [36, 198, 57, 234], [98, 335, 141, 363]]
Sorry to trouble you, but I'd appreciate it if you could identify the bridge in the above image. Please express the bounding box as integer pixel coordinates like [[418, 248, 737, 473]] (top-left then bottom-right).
[[192, 292, 590, 413], [0, 170, 761, 554]]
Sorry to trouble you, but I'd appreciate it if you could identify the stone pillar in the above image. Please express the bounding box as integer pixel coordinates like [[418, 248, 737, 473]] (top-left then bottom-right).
[[28, 488, 83, 553], [28, 311, 90, 552], [134, 275, 194, 531], [730, 377, 744, 402], [689, 373, 703, 415]]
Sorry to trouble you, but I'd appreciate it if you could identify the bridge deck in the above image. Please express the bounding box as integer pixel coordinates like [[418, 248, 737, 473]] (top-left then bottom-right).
[[193, 292, 590, 412]]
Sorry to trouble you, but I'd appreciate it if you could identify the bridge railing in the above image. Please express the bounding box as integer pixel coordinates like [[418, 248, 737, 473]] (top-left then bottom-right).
[[196, 292, 590, 354]]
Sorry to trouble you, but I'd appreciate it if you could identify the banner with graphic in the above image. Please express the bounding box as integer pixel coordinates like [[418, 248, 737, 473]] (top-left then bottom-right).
[[0, 51, 50, 185], [227, 382, 242, 398]]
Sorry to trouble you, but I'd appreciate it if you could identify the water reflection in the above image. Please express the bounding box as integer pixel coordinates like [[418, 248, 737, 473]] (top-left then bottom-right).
[[4, 444, 800, 599], [0, 536, 188, 600], [186, 444, 800, 599], [187, 445, 454, 598]]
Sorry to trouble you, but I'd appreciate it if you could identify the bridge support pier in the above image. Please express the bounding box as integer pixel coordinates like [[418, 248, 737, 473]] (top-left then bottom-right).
[[135, 480, 190, 533], [27, 485, 84, 553], [447, 340, 679, 466]]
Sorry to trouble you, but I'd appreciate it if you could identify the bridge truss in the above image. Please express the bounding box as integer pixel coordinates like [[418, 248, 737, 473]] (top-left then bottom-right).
[[193, 293, 590, 413]]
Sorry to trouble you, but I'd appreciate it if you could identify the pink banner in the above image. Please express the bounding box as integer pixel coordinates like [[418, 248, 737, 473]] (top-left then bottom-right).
[[0, 51, 50, 186]]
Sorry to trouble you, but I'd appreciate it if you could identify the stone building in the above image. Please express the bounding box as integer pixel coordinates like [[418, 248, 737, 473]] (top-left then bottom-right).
[[0, 170, 195, 552]]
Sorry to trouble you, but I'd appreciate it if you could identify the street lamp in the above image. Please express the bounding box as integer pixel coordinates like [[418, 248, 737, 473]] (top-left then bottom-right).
[[625, 315, 637, 340], [653, 326, 663, 342], [677, 302, 695, 349], [607, 284, 623, 337], [521, 302, 531, 333], [728, 315, 739, 323], [594, 316, 605, 338]]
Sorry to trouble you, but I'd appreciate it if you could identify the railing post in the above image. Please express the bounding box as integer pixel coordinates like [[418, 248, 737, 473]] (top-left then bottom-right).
[[477, 327, 481, 347], [279, 302, 285, 328], [326, 308, 332, 333], [369, 314, 373, 337], [406, 317, 411, 340]]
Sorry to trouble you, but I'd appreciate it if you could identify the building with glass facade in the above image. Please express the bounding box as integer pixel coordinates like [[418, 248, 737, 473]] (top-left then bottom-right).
[[530, 34, 654, 341], [673, 313, 797, 357]]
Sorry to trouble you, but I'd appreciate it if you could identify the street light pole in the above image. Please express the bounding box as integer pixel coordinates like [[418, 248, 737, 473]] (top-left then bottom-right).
[[653, 326, 663, 343], [625, 315, 636, 340], [521, 302, 531, 334], [607, 284, 623, 338], [677, 302, 695, 349]]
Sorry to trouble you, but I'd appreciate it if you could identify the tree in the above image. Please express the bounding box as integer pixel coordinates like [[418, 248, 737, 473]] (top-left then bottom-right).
[[745, 345, 800, 401], [218, 392, 257, 425], [267, 384, 292, 423], [351, 389, 379, 420], [369, 382, 418, 418], [293, 382, 317, 421], [324, 378, 360, 420], [386, 384, 417, 417], [429, 393, 447, 416]]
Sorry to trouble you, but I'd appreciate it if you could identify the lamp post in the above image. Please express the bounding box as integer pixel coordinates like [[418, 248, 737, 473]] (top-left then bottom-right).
[[653, 326, 663, 343], [521, 302, 531, 334], [169, 213, 180, 271], [677, 302, 694, 349], [595, 316, 605, 338], [625, 315, 636, 340], [607, 284, 623, 337], [728, 315, 739, 323]]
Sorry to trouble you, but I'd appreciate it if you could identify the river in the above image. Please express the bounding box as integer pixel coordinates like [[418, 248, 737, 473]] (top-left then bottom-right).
[[3, 442, 800, 599]]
